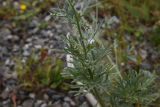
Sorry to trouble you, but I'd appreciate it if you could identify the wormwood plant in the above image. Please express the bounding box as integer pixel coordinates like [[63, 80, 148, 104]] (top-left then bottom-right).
[[53, 0, 159, 107], [110, 70, 158, 107]]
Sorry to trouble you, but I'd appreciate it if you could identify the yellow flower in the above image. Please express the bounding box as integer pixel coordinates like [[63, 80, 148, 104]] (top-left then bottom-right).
[[20, 4, 27, 12]]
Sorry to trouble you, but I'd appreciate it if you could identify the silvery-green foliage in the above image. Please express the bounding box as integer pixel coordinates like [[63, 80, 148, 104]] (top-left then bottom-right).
[[52, 0, 119, 106], [52, 0, 159, 107], [62, 6, 118, 94], [110, 70, 159, 107]]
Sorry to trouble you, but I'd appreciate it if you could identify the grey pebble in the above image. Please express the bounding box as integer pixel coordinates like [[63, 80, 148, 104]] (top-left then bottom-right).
[[52, 101, 62, 107], [0, 89, 9, 100], [29, 93, 36, 99], [62, 102, 70, 107], [34, 100, 43, 107], [52, 94, 63, 102], [64, 97, 76, 106], [23, 50, 30, 57], [22, 99, 34, 107], [43, 93, 49, 101], [80, 101, 90, 107], [41, 103, 47, 107], [2, 99, 11, 107]]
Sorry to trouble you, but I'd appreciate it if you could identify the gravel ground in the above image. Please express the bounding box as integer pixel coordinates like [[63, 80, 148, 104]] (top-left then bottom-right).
[[0, 5, 91, 107]]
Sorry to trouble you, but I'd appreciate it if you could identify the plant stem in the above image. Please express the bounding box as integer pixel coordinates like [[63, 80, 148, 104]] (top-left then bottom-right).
[[93, 88, 106, 107], [107, 55, 122, 79], [67, 0, 87, 58]]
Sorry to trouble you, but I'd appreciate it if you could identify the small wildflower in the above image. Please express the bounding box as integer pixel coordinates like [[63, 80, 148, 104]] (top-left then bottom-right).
[[20, 4, 27, 12]]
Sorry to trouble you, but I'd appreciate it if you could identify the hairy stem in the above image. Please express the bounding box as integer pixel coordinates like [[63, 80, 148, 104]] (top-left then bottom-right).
[[67, 0, 87, 58]]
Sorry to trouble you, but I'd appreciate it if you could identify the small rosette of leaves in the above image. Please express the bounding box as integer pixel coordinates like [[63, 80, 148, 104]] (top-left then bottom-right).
[[15, 49, 64, 91]]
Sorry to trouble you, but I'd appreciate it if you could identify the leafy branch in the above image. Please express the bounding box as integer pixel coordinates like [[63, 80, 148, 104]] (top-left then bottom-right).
[[52, 0, 159, 107]]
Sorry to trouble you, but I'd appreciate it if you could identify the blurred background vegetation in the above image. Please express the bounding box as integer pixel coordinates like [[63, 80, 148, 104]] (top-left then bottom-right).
[[96, 0, 160, 71], [0, 0, 57, 30], [0, 0, 56, 20]]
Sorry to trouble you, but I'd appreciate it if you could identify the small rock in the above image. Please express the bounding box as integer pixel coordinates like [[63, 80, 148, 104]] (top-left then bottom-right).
[[26, 38, 33, 43], [49, 44, 54, 48], [64, 97, 76, 106], [46, 89, 57, 97], [1, 89, 9, 100], [79, 96, 86, 103], [3, 71, 17, 79], [52, 95, 63, 102], [62, 102, 70, 107], [52, 101, 62, 107], [17, 90, 29, 101], [43, 94, 49, 101], [5, 35, 19, 42], [2, 99, 10, 104], [45, 15, 51, 22], [29, 19, 39, 28], [64, 97, 71, 102], [41, 30, 53, 37], [22, 99, 34, 107], [13, 2, 19, 8], [23, 44, 31, 50], [29, 93, 36, 99], [5, 59, 14, 66], [109, 16, 120, 24], [34, 100, 43, 107], [23, 51, 30, 57], [41, 103, 47, 107], [55, 24, 62, 29], [29, 28, 39, 34], [2, 99, 11, 107], [80, 101, 90, 107], [2, 1, 7, 6], [34, 45, 42, 49], [13, 45, 20, 52], [13, 35, 20, 42], [47, 30, 54, 37], [5, 78, 17, 89], [0, 28, 11, 37], [141, 62, 152, 70], [34, 39, 45, 46]]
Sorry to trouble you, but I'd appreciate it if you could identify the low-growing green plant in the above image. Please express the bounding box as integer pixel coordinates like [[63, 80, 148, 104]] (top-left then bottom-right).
[[15, 49, 64, 91], [110, 70, 158, 107], [53, 0, 159, 107]]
